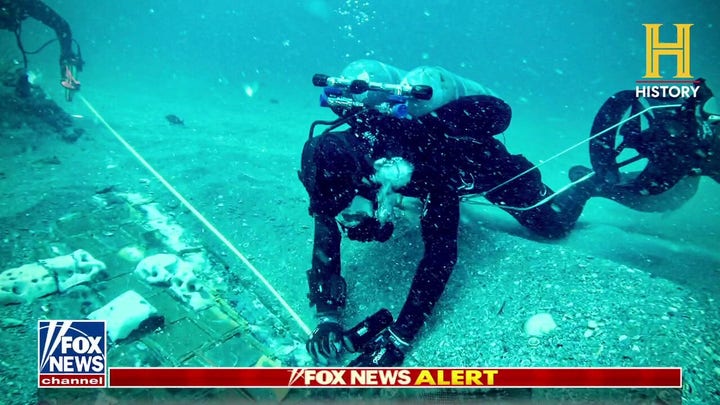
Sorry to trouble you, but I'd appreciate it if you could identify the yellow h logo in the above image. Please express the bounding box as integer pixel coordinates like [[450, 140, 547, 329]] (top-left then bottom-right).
[[643, 23, 693, 79]]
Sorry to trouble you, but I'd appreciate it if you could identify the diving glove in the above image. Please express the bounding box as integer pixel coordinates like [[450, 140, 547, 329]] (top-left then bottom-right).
[[306, 314, 345, 365], [307, 309, 395, 365], [337, 195, 394, 242], [346, 216, 394, 242]]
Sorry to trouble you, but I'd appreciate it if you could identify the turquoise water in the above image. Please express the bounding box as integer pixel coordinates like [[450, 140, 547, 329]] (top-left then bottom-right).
[[32, 2, 720, 107], [2, 0, 720, 403]]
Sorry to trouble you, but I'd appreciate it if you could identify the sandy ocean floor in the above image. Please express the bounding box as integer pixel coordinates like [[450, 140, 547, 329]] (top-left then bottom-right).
[[1, 75, 720, 404]]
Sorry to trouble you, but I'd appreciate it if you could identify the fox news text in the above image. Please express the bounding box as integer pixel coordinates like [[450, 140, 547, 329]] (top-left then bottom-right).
[[38, 320, 107, 388]]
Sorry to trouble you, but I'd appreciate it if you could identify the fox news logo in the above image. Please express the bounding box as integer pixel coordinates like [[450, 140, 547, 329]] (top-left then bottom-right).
[[38, 320, 107, 388], [636, 23, 699, 99]]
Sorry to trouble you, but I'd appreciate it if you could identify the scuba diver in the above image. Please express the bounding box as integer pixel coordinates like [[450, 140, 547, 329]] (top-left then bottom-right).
[[0, 0, 83, 100], [298, 60, 585, 367], [553, 78, 719, 215]]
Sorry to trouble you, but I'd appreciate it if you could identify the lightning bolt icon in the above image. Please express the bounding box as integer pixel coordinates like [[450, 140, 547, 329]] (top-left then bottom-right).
[[288, 368, 305, 386]]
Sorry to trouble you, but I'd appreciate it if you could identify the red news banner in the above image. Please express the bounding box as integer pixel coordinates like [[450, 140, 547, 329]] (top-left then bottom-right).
[[109, 367, 682, 388]]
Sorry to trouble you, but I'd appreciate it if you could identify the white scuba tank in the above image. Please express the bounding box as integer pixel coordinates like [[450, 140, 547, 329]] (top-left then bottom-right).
[[401, 66, 497, 117], [340, 59, 408, 108]]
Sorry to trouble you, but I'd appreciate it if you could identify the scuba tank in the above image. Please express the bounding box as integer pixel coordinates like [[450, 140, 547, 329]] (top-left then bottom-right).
[[340, 59, 408, 108], [309, 60, 502, 140], [312, 59, 432, 119], [401, 66, 497, 117], [314, 60, 495, 119]]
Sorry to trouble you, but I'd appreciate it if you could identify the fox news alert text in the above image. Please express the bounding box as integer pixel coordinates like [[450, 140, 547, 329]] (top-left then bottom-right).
[[108, 367, 682, 388]]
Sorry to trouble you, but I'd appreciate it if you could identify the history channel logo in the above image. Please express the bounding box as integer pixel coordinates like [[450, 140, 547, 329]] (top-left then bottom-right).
[[636, 23, 700, 98], [38, 320, 107, 387]]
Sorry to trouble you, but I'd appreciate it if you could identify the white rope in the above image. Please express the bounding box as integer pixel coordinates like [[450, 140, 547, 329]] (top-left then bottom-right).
[[78, 94, 312, 336]]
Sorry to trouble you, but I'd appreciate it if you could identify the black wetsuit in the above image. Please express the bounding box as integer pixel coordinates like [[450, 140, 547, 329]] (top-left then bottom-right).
[[0, 0, 76, 74], [300, 95, 580, 343]]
